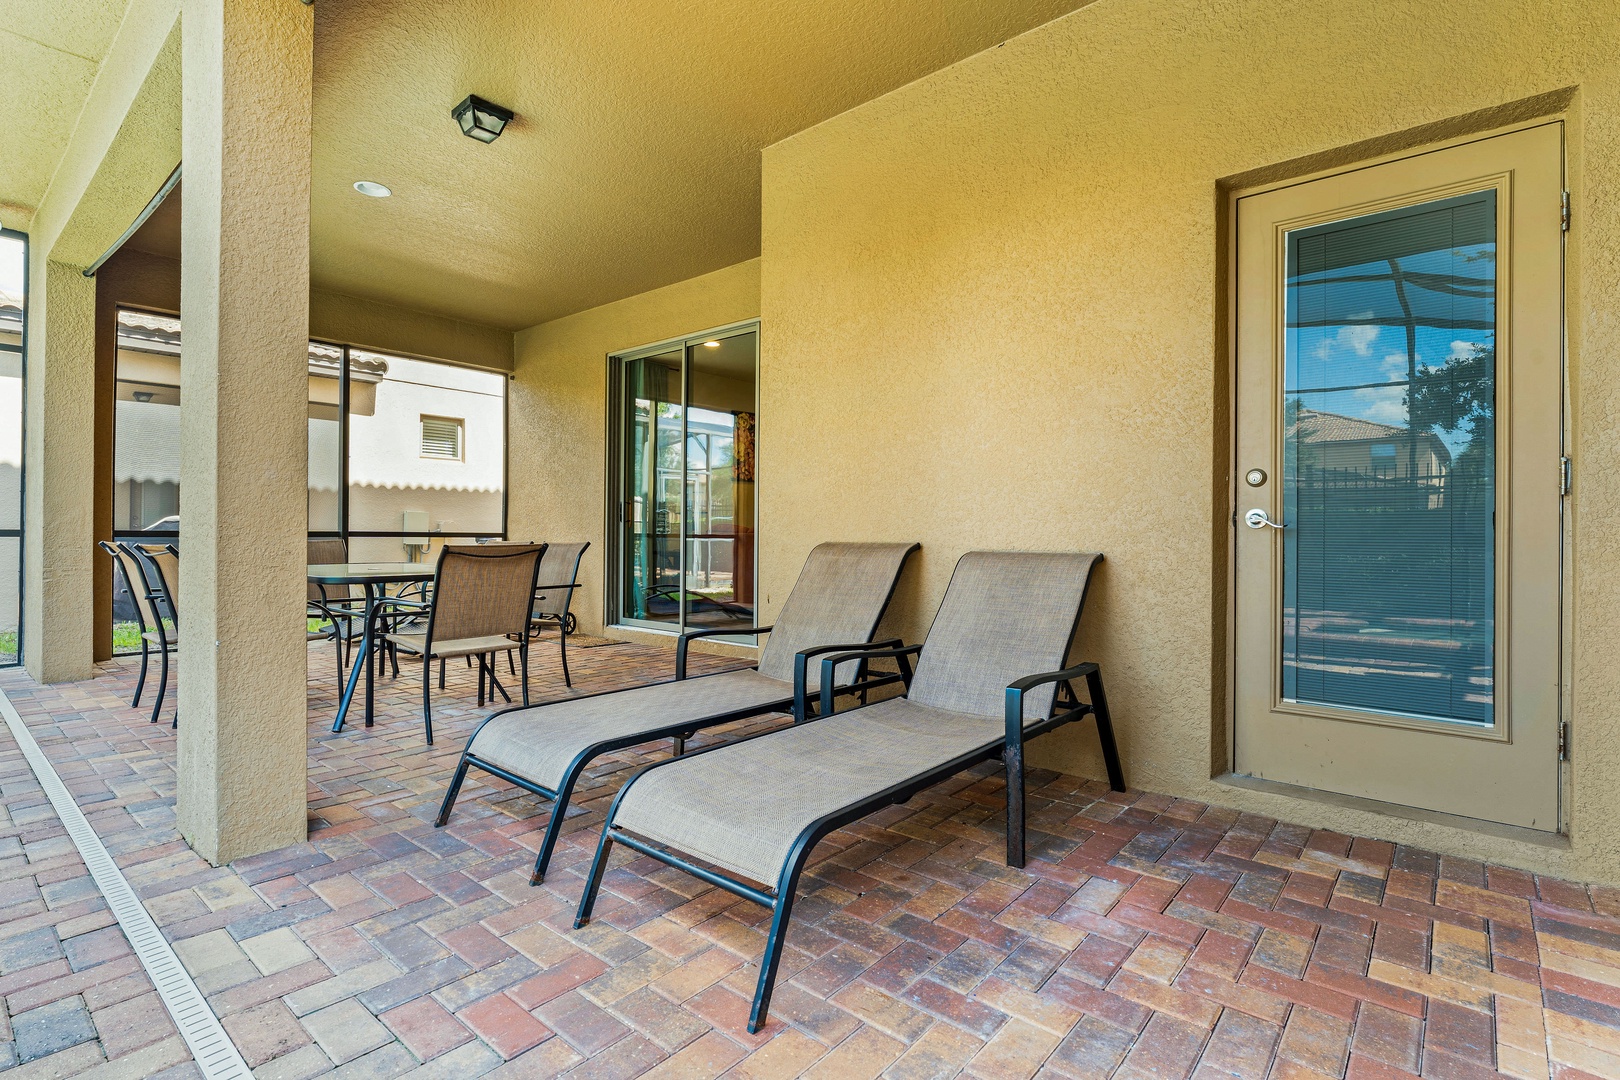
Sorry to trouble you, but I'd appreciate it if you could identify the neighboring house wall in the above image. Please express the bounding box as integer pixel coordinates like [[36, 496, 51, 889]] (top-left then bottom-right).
[[509, 258, 760, 640], [745, 0, 1619, 881]]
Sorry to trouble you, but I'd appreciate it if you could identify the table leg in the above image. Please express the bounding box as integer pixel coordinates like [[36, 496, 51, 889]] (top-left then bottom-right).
[[331, 583, 377, 733], [365, 583, 378, 727]]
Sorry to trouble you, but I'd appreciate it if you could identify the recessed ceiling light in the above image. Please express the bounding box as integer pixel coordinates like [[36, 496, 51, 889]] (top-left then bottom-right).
[[353, 181, 392, 198], [702, 340, 721, 348]]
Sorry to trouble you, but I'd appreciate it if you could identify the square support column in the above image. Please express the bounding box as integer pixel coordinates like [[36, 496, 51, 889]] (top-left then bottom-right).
[[176, 0, 312, 864], [21, 260, 97, 684]]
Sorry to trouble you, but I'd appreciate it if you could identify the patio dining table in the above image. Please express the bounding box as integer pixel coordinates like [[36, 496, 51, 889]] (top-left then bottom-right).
[[308, 562, 437, 733]]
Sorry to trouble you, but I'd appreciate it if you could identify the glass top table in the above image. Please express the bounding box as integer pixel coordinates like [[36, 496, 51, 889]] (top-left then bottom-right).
[[309, 563, 437, 732]]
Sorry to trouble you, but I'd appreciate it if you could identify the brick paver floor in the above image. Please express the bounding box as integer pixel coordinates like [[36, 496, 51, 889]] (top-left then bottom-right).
[[0, 636, 1618, 1077]]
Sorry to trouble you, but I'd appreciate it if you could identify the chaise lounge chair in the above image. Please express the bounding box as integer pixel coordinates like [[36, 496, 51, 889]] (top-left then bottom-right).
[[435, 541, 920, 884], [573, 549, 1122, 1033]]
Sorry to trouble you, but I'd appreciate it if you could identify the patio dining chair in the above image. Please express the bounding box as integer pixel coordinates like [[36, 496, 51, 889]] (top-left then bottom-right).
[[573, 550, 1123, 1033], [119, 542, 181, 726], [378, 543, 546, 744], [526, 541, 589, 687], [436, 541, 920, 886], [307, 538, 363, 680]]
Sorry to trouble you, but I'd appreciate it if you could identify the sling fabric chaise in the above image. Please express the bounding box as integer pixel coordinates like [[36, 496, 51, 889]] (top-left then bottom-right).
[[573, 550, 1123, 1033], [435, 541, 920, 884]]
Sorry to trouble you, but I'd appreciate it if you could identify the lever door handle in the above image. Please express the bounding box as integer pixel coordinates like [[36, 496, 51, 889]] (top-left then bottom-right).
[[1244, 509, 1285, 530]]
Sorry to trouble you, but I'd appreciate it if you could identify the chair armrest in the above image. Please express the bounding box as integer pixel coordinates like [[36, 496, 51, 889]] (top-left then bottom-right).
[[1004, 661, 1100, 749], [675, 624, 774, 680], [818, 644, 923, 719], [791, 638, 901, 724]]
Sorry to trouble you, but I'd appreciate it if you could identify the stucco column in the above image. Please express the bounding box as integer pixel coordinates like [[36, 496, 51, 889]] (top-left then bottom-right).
[[175, 0, 312, 864], [22, 259, 97, 684]]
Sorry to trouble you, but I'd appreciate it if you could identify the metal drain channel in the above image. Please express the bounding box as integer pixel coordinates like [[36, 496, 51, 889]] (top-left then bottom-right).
[[0, 688, 251, 1079]]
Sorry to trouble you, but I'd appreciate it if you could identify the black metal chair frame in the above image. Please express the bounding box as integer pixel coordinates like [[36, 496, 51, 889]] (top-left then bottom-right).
[[573, 648, 1123, 1034], [122, 542, 180, 726], [435, 629, 908, 886], [510, 541, 591, 688], [372, 544, 546, 745], [100, 541, 169, 712]]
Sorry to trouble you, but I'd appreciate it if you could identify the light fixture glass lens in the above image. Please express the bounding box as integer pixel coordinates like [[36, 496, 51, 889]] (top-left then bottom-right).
[[702, 340, 721, 348], [353, 181, 392, 198]]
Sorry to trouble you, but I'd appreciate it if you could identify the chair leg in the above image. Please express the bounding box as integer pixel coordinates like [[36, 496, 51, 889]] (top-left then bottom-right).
[[476, 656, 486, 708], [559, 632, 571, 688], [151, 646, 170, 724], [436, 754, 471, 827], [530, 768, 584, 885], [423, 661, 434, 745], [333, 632, 345, 683], [672, 736, 685, 756], [507, 650, 515, 677], [573, 828, 617, 926], [520, 645, 529, 707], [1086, 668, 1125, 792], [1005, 735, 1026, 869], [748, 859, 809, 1034], [439, 658, 446, 690], [132, 639, 149, 708]]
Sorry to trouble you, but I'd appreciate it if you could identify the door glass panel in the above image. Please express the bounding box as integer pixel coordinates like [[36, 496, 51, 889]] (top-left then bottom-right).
[[683, 332, 757, 628], [1283, 190, 1496, 726], [621, 348, 684, 628]]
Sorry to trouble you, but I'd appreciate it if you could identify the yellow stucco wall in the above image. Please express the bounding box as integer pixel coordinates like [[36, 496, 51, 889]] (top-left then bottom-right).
[[509, 258, 760, 640], [757, 0, 1620, 881]]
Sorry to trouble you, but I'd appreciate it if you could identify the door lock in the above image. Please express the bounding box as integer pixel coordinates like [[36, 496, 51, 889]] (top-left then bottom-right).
[[1244, 509, 1285, 530]]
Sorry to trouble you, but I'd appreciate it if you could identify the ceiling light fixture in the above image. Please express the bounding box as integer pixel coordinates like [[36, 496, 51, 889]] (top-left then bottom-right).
[[353, 181, 392, 198], [702, 340, 721, 348], [133, 391, 154, 403], [452, 95, 514, 143]]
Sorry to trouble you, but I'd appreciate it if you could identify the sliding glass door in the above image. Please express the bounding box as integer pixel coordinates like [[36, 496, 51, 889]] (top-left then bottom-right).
[[611, 324, 758, 634]]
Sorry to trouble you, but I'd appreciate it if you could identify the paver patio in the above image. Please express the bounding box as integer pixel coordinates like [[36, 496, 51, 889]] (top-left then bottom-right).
[[0, 637, 1617, 1078]]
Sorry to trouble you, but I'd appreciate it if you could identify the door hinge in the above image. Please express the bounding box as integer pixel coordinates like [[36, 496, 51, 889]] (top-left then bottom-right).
[[1560, 456, 1573, 496], [1562, 190, 1571, 232], [1559, 721, 1570, 761]]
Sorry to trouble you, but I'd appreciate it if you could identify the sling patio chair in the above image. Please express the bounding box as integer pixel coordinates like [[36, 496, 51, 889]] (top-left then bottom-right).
[[435, 540, 920, 886], [526, 541, 590, 687], [573, 549, 1123, 1033], [120, 542, 181, 726], [376, 543, 546, 744], [101, 540, 176, 718], [307, 537, 364, 680]]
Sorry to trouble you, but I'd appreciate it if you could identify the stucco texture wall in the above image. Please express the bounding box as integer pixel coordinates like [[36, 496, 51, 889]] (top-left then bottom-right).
[[509, 258, 759, 638], [759, 0, 1620, 880]]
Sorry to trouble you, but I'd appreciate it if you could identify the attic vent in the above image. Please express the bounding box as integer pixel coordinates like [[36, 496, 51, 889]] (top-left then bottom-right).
[[420, 416, 463, 460]]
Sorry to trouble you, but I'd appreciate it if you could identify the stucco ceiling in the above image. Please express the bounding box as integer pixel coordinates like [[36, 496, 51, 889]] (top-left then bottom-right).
[[0, 0, 133, 226], [312, 0, 1092, 331]]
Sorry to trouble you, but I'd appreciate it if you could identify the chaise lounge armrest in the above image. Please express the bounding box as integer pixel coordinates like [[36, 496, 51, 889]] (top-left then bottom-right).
[[790, 638, 903, 723], [818, 644, 924, 718], [676, 624, 775, 680]]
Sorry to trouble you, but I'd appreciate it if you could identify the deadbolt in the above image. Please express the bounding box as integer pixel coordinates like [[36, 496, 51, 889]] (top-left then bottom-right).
[[1245, 468, 1267, 487]]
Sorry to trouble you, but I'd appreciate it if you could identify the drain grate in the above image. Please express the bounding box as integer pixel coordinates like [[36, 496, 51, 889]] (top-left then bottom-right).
[[0, 688, 251, 1079]]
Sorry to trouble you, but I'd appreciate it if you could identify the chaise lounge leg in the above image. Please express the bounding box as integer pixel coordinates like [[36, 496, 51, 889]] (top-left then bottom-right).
[[573, 828, 617, 928], [436, 755, 471, 827], [748, 855, 811, 1033], [1005, 736, 1025, 869], [530, 771, 582, 885], [1086, 668, 1125, 792]]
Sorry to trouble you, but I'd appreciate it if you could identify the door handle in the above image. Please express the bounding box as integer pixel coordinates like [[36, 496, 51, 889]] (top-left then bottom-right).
[[1244, 509, 1286, 530]]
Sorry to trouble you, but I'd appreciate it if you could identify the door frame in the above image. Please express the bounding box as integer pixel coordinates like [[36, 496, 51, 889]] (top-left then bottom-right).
[[603, 318, 760, 636], [1219, 116, 1571, 832]]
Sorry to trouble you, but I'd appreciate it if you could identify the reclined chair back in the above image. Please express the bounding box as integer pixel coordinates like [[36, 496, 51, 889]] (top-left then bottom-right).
[[124, 543, 180, 628], [907, 550, 1101, 719], [755, 542, 919, 690]]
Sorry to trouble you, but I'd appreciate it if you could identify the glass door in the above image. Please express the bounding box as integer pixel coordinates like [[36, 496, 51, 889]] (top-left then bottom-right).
[[612, 325, 758, 634], [1233, 124, 1564, 829]]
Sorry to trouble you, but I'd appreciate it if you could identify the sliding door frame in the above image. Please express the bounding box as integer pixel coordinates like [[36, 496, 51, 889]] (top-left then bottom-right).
[[604, 319, 760, 636]]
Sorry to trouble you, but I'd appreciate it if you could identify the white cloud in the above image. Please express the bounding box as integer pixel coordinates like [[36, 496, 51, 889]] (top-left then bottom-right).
[[1311, 322, 1381, 361]]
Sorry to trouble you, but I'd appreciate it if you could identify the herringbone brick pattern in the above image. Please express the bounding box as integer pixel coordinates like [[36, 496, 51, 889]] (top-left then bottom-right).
[[0, 638, 1619, 1078]]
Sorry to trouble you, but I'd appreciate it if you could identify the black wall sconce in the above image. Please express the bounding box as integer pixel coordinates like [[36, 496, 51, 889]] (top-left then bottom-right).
[[452, 95, 514, 143]]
